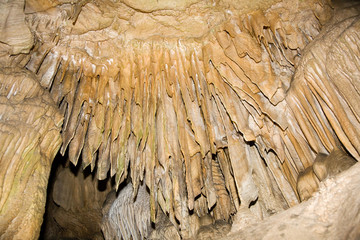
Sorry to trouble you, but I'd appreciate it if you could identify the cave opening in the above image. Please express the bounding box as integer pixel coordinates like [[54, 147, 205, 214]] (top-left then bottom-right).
[[39, 152, 114, 240]]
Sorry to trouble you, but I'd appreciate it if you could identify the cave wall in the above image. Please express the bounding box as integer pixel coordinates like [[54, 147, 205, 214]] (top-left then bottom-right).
[[225, 162, 360, 240], [0, 67, 62, 239], [0, 0, 360, 239]]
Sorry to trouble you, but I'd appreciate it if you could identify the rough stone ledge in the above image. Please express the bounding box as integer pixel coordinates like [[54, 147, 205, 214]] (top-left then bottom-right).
[[225, 162, 360, 240]]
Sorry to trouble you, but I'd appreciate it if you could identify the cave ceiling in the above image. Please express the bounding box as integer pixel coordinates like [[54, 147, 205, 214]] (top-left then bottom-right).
[[1, 0, 360, 239]]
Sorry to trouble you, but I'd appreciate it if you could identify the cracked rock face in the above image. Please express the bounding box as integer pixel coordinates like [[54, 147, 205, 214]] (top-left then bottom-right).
[[0, 0, 360, 239]]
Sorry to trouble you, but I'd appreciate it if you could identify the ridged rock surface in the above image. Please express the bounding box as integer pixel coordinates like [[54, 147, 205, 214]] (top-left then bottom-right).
[[0, 68, 62, 239], [102, 182, 151, 240], [225, 163, 360, 240], [0, 0, 33, 55]]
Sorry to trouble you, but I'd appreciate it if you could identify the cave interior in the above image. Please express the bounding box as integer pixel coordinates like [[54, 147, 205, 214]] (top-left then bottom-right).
[[1, 0, 360, 239]]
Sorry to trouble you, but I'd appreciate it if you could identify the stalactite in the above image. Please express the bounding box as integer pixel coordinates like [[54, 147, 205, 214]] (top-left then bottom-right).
[[19, 1, 339, 234], [6, 0, 360, 239]]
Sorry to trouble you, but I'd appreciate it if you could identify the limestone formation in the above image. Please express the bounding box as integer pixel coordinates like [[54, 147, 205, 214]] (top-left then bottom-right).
[[225, 163, 360, 240], [296, 166, 320, 202], [296, 149, 357, 202], [0, 68, 62, 239], [102, 182, 151, 240], [0, 0, 34, 55], [0, 0, 359, 239], [313, 149, 357, 181]]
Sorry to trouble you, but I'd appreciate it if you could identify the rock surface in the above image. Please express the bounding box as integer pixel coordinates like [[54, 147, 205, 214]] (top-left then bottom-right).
[[102, 182, 151, 240], [225, 163, 360, 240], [22, 3, 335, 236], [0, 68, 62, 239], [0, 0, 33, 55]]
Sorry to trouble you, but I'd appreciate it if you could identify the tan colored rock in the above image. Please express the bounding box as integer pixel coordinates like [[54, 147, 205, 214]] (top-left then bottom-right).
[[102, 182, 151, 240], [296, 166, 320, 202], [0, 68, 62, 239], [0, 0, 33, 55], [313, 149, 357, 181], [20, 0, 335, 237], [225, 163, 360, 240], [120, 0, 201, 12], [296, 148, 357, 202]]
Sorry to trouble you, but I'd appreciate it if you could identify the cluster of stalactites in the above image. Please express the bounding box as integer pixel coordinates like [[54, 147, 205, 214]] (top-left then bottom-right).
[[21, 0, 339, 237]]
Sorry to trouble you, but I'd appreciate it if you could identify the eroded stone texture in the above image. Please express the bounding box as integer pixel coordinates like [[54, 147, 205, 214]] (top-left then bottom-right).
[[102, 182, 151, 240], [225, 163, 360, 240], [0, 0, 34, 55], [286, 2, 360, 161], [0, 68, 62, 239]]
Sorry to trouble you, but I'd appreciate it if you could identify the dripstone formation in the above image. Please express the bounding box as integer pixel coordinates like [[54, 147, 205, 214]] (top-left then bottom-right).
[[0, 0, 359, 239]]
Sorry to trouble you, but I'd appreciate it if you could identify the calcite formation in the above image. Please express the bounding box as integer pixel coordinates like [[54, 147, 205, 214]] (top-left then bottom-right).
[[0, 0, 34, 55], [0, 0, 359, 239], [102, 182, 151, 240], [225, 162, 360, 240], [0, 68, 62, 239]]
